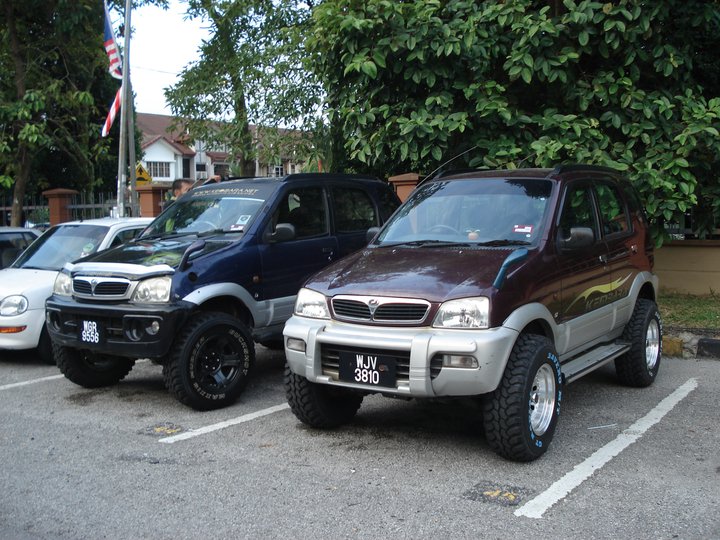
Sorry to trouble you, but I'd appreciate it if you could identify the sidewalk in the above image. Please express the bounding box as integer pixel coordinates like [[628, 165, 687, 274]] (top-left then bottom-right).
[[663, 327, 720, 359]]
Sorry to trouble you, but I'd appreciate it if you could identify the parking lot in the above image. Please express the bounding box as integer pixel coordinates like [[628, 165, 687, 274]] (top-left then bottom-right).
[[1, 347, 718, 539]]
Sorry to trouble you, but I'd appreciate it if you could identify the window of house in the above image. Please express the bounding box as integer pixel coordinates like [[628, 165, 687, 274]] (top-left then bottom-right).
[[147, 162, 171, 178], [273, 164, 284, 177]]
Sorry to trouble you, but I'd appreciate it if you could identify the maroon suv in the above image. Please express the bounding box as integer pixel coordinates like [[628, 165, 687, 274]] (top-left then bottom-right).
[[283, 165, 661, 461]]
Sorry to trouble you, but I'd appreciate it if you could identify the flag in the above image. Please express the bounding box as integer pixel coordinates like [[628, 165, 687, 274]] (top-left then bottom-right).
[[103, 1, 122, 79], [102, 86, 122, 137]]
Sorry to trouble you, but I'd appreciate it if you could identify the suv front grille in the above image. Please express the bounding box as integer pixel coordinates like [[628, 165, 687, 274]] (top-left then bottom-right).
[[73, 277, 131, 299], [331, 295, 430, 324]]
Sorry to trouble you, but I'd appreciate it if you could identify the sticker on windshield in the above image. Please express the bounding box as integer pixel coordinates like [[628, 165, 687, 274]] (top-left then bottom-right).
[[512, 225, 533, 234], [230, 224, 245, 231], [237, 215, 251, 224]]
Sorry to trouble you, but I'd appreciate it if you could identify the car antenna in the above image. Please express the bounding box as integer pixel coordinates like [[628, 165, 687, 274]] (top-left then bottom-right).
[[417, 144, 479, 187]]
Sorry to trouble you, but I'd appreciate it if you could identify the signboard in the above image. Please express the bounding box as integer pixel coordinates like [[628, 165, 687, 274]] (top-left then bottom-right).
[[136, 163, 152, 185]]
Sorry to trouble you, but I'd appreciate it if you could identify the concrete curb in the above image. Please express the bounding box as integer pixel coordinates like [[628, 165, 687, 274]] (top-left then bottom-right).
[[663, 328, 720, 360]]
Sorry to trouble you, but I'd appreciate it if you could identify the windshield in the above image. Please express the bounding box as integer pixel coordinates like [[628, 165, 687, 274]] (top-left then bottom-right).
[[140, 194, 266, 239], [376, 178, 553, 247], [13, 224, 108, 271]]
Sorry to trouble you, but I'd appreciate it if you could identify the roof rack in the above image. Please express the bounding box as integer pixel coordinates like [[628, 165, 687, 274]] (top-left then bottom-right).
[[550, 164, 619, 176], [282, 172, 381, 182]]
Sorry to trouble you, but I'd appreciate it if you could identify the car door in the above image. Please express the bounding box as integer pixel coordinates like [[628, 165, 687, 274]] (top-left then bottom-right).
[[330, 185, 381, 257], [258, 184, 338, 302], [593, 181, 637, 329], [556, 181, 614, 352]]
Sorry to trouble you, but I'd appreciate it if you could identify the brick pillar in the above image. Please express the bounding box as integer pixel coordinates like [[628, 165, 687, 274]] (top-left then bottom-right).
[[388, 173, 421, 202], [42, 188, 78, 226], [137, 184, 170, 217]]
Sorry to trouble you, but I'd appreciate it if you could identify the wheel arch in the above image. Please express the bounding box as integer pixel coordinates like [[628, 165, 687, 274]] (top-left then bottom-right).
[[196, 295, 254, 328]]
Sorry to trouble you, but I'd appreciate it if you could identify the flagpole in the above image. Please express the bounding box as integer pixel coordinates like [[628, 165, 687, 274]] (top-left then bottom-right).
[[115, 0, 133, 218], [128, 81, 139, 216]]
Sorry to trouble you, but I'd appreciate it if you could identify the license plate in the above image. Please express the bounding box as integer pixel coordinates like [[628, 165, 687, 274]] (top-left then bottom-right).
[[79, 320, 102, 344], [338, 351, 396, 388]]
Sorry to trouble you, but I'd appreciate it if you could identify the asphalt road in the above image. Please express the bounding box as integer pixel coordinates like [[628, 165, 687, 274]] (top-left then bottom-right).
[[1, 347, 718, 539]]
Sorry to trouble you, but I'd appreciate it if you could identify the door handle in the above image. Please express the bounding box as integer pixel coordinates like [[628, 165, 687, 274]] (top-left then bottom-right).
[[322, 247, 334, 261], [599, 254, 608, 265]]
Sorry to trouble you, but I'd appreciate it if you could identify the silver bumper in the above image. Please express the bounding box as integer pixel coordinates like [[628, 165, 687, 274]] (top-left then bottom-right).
[[283, 316, 519, 398]]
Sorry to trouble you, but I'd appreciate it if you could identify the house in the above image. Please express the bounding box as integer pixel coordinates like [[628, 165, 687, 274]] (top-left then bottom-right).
[[136, 113, 304, 183]]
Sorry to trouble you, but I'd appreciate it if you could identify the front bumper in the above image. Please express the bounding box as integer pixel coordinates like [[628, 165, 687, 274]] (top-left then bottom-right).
[[46, 297, 195, 359], [283, 316, 519, 398], [0, 308, 45, 350]]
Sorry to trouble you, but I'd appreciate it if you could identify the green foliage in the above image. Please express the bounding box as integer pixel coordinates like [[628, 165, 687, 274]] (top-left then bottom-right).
[[166, 0, 322, 174], [0, 0, 122, 211], [308, 0, 720, 244]]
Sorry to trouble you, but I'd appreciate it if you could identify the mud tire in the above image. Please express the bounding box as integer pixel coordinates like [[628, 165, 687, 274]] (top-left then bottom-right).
[[55, 343, 135, 388], [615, 299, 662, 387], [164, 312, 254, 411], [284, 365, 363, 428], [483, 334, 562, 462]]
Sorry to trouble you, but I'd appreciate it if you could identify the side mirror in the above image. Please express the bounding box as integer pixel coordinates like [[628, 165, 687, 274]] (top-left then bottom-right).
[[559, 227, 595, 250], [266, 222, 296, 243], [366, 227, 381, 244]]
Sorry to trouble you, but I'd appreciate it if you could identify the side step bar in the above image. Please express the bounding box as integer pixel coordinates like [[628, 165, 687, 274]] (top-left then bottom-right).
[[561, 342, 631, 384]]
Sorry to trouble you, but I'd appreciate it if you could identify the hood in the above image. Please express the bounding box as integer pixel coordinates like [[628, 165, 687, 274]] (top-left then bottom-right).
[[306, 246, 517, 303], [0, 267, 58, 309], [82, 236, 230, 268]]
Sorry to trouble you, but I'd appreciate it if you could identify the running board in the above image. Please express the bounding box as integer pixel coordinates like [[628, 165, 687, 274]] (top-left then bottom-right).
[[561, 342, 631, 384]]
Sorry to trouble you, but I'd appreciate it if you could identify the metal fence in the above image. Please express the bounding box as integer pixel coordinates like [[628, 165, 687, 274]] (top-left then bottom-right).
[[1, 191, 119, 228]]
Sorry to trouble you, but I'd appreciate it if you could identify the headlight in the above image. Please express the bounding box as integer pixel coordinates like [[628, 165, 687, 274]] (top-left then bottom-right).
[[132, 276, 172, 303], [0, 295, 29, 316], [433, 297, 489, 329], [53, 272, 73, 297], [294, 288, 330, 319]]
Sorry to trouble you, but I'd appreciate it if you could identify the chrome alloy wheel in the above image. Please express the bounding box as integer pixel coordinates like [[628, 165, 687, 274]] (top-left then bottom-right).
[[645, 319, 660, 371], [529, 364, 556, 436]]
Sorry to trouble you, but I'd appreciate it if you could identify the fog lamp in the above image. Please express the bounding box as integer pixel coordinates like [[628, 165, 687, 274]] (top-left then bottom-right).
[[146, 320, 160, 335], [442, 355, 479, 369], [286, 338, 306, 353]]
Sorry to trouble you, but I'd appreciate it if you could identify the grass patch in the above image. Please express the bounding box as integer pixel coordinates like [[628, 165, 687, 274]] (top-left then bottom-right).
[[658, 292, 720, 330]]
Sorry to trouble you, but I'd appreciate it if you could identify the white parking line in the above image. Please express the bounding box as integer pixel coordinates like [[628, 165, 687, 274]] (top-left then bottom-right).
[[0, 374, 65, 391], [515, 378, 698, 519], [158, 403, 291, 443]]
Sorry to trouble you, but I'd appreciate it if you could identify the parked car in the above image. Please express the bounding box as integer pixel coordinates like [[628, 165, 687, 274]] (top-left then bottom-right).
[[283, 165, 661, 461], [0, 227, 42, 269], [45, 174, 400, 409], [0, 217, 152, 363]]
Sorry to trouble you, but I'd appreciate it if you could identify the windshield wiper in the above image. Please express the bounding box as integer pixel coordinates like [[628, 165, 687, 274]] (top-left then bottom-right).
[[139, 231, 198, 241], [475, 239, 531, 247], [197, 228, 243, 238], [377, 240, 471, 248]]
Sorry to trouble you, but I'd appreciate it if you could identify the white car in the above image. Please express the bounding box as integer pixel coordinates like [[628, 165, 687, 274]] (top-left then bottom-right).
[[0, 217, 152, 363], [0, 227, 42, 269]]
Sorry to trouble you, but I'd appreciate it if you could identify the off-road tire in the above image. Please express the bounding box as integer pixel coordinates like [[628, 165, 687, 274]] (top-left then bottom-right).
[[483, 334, 562, 462], [284, 365, 363, 428], [164, 312, 254, 411], [615, 298, 662, 387], [37, 325, 55, 365], [54, 343, 135, 388]]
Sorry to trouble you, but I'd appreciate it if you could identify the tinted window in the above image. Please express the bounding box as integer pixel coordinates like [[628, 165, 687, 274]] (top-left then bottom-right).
[[332, 188, 377, 232], [595, 183, 630, 236], [377, 178, 552, 246], [13, 225, 108, 270], [559, 185, 598, 239], [110, 227, 146, 248], [273, 187, 328, 239]]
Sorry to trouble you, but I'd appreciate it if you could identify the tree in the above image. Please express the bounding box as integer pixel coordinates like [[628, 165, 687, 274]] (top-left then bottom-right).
[[0, 0, 126, 225], [165, 0, 322, 176], [308, 0, 720, 243]]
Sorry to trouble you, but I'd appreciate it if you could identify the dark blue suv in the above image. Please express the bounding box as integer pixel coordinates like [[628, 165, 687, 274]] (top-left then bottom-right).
[[46, 173, 399, 410]]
